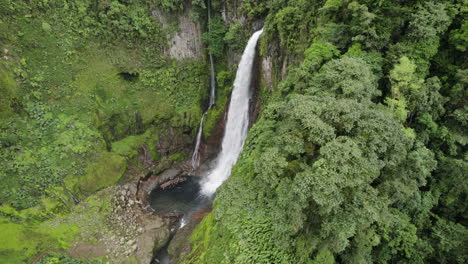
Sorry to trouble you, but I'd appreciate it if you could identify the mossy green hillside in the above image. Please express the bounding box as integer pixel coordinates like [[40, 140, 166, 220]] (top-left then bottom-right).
[[37, 252, 105, 264], [0, 218, 79, 263], [0, 187, 115, 263], [0, 66, 19, 121], [111, 127, 159, 158], [0, 1, 208, 262], [65, 152, 127, 197], [0, 0, 207, 210]]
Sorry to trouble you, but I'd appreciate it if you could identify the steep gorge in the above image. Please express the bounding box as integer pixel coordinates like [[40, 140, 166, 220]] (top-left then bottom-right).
[[0, 0, 466, 264]]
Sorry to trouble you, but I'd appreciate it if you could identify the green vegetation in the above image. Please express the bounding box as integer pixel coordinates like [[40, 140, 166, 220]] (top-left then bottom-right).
[[0, 0, 208, 262], [203, 70, 235, 138], [1, 0, 466, 263], [0, 187, 115, 263], [0, 0, 206, 210], [224, 21, 247, 52], [202, 16, 227, 57], [37, 252, 105, 264], [0, 221, 78, 263], [184, 0, 467, 263]]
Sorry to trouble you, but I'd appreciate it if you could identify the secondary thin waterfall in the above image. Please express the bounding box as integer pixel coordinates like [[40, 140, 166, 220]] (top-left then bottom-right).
[[191, 0, 216, 169], [191, 113, 205, 168], [209, 53, 216, 107], [207, 0, 216, 108], [200, 29, 263, 196]]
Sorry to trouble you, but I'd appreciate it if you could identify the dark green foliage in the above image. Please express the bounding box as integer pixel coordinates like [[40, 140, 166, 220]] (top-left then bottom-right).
[[306, 57, 380, 101], [303, 42, 340, 71], [279, 41, 340, 95], [387, 2, 451, 77], [224, 21, 247, 51], [240, 0, 269, 18], [202, 16, 227, 57], [449, 20, 468, 52], [37, 252, 105, 264], [158, 0, 184, 12], [430, 217, 468, 263], [273, 6, 303, 49], [1, 0, 467, 263], [0, 67, 19, 120], [185, 1, 467, 263]]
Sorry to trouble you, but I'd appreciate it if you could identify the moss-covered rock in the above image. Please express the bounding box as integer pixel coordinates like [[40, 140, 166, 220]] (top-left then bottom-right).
[[68, 152, 127, 196], [0, 66, 19, 120], [111, 127, 159, 159], [0, 219, 79, 263]]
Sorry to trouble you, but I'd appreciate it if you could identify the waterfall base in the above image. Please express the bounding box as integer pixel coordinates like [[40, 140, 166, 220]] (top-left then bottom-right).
[[149, 177, 201, 215], [149, 175, 213, 264]]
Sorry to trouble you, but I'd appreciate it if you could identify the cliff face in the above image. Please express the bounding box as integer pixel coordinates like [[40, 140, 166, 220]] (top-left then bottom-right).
[[152, 6, 203, 60]]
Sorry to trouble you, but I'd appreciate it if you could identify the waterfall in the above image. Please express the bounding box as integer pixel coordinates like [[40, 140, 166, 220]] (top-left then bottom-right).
[[209, 53, 216, 108], [191, 113, 205, 168], [190, 0, 217, 169], [207, 0, 216, 108], [200, 29, 263, 196]]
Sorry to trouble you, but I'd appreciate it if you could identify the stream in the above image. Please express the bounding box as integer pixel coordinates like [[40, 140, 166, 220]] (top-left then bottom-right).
[[150, 177, 212, 264]]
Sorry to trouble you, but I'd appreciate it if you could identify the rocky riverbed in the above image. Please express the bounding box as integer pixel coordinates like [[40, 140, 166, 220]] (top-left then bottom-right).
[[43, 181, 174, 264]]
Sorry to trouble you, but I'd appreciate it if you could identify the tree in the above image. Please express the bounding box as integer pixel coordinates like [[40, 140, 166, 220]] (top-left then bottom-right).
[[385, 56, 422, 122], [307, 57, 380, 101], [202, 16, 227, 57]]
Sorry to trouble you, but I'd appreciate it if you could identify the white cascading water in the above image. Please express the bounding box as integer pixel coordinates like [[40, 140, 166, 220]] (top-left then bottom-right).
[[191, 57, 215, 169], [207, 0, 216, 109], [200, 29, 263, 196], [208, 53, 216, 108], [191, 113, 205, 168]]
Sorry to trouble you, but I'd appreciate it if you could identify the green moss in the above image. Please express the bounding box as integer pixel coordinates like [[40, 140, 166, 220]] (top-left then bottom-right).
[[56, 188, 113, 245], [0, 66, 19, 119], [2, 186, 78, 224], [112, 127, 159, 158], [169, 152, 187, 162], [16, 200, 60, 223], [112, 135, 143, 157], [73, 152, 126, 196], [36, 222, 79, 249], [138, 60, 207, 128], [42, 187, 76, 214], [1, 9, 207, 207], [0, 187, 114, 263], [0, 221, 78, 263], [0, 223, 35, 263], [37, 252, 106, 264]]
